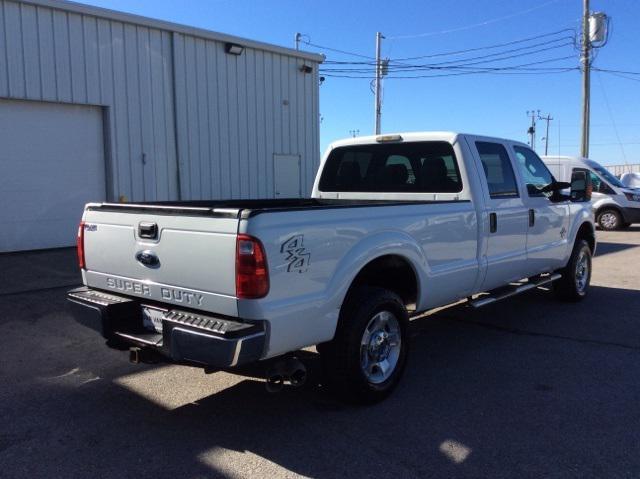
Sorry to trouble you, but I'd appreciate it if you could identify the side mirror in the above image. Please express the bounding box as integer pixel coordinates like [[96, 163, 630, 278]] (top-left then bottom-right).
[[569, 170, 592, 202], [540, 181, 571, 202]]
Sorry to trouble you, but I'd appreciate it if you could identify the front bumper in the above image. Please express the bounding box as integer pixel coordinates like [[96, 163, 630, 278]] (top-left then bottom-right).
[[67, 287, 266, 368], [622, 206, 640, 224]]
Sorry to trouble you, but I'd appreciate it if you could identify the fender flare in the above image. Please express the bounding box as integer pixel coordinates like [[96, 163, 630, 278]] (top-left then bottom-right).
[[566, 209, 596, 261], [323, 230, 428, 313]]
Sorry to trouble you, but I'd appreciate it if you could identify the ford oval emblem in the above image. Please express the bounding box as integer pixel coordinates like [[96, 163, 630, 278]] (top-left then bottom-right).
[[136, 250, 160, 268]]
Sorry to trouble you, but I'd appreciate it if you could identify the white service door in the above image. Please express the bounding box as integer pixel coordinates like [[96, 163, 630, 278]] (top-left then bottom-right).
[[0, 99, 105, 252], [274, 154, 301, 198]]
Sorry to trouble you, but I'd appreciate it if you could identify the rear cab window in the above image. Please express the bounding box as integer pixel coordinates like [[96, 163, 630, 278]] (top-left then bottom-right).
[[319, 141, 463, 193]]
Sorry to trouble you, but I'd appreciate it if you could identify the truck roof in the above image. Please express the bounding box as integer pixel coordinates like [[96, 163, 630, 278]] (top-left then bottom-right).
[[328, 131, 528, 150], [542, 155, 590, 161]]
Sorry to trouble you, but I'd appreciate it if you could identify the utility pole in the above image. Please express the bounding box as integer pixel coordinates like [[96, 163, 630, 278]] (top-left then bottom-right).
[[374, 32, 384, 135], [526, 110, 539, 150], [580, 0, 591, 158], [538, 113, 553, 155]]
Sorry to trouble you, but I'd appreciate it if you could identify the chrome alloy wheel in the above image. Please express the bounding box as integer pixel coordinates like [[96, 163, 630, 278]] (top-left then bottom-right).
[[360, 310, 401, 384], [575, 250, 590, 293], [600, 212, 618, 230]]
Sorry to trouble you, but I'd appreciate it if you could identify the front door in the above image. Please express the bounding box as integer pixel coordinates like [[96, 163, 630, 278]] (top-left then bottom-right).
[[471, 140, 529, 291], [511, 145, 569, 274]]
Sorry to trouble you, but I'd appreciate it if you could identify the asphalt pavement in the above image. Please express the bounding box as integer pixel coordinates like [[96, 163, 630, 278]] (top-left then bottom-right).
[[1, 228, 639, 478]]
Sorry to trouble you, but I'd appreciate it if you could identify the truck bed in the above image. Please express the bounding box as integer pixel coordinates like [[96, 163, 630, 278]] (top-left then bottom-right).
[[87, 198, 459, 218]]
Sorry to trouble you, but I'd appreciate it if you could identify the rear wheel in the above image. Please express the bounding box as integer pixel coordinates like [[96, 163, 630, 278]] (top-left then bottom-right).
[[554, 239, 592, 301], [320, 287, 409, 404], [597, 209, 621, 231]]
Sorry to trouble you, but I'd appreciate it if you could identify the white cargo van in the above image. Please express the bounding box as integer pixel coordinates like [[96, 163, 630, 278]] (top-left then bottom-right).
[[543, 156, 640, 230]]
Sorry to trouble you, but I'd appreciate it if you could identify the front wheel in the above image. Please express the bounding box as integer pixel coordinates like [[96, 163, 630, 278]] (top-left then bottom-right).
[[554, 239, 592, 301], [597, 209, 621, 231], [320, 287, 409, 404]]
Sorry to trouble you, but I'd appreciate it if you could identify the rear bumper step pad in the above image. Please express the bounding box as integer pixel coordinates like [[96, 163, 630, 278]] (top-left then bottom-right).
[[67, 286, 265, 368]]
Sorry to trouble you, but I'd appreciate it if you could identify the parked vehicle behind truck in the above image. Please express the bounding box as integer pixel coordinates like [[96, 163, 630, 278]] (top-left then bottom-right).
[[543, 155, 640, 230], [68, 132, 595, 403]]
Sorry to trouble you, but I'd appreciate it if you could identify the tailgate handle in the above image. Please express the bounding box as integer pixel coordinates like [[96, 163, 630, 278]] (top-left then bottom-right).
[[138, 222, 158, 239]]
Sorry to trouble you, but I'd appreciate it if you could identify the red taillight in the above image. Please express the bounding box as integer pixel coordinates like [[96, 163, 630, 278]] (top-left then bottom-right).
[[77, 221, 86, 269], [236, 234, 269, 299]]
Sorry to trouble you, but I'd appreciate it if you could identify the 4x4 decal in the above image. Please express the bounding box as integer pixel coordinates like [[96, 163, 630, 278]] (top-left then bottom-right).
[[281, 235, 310, 273]]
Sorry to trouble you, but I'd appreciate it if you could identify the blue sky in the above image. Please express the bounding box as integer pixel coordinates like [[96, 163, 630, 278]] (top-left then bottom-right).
[[80, 0, 640, 166]]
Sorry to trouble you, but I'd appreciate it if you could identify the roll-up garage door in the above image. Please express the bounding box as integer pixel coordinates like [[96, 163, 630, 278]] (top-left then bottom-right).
[[0, 99, 105, 252]]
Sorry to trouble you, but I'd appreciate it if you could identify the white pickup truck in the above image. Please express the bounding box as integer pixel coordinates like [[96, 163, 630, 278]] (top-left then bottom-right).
[[68, 132, 595, 403]]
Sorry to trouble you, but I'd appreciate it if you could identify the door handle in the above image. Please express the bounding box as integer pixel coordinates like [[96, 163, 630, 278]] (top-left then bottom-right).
[[529, 209, 535, 227], [489, 212, 497, 233]]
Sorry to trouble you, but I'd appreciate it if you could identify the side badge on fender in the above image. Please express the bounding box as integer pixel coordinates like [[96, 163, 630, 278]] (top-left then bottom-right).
[[281, 235, 310, 273]]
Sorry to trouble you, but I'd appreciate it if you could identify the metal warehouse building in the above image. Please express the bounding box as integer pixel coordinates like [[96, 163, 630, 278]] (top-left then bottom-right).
[[0, 0, 323, 252]]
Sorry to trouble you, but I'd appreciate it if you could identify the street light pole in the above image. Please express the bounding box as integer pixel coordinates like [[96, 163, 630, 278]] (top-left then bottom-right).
[[539, 113, 553, 156]]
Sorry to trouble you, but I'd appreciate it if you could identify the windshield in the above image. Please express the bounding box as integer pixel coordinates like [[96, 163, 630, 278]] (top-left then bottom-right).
[[592, 164, 625, 188]]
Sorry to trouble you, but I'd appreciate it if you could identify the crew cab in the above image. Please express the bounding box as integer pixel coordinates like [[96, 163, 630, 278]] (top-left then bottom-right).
[[68, 132, 595, 403]]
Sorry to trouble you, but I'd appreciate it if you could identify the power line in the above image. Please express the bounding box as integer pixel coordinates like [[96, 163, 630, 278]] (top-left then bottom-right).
[[592, 67, 640, 76], [300, 40, 374, 60], [322, 29, 576, 66], [595, 72, 628, 164], [392, 37, 576, 69], [321, 61, 578, 79], [320, 43, 577, 74], [321, 54, 578, 77], [386, 0, 563, 40], [391, 28, 576, 62], [599, 71, 640, 83]]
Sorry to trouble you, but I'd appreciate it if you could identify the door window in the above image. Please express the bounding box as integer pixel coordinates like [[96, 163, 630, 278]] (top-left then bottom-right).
[[513, 146, 555, 198], [587, 170, 614, 194], [475, 142, 519, 198]]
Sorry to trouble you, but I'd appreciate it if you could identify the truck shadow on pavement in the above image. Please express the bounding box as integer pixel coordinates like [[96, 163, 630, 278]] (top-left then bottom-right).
[[4, 283, 640, 478], [594, 241, 639, 256]]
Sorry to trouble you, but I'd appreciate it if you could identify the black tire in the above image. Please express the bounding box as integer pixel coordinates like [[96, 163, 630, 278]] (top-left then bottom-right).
[[554, 239, 592, 302], [320, 287, 409, 404], [597, 209, 622, 231]]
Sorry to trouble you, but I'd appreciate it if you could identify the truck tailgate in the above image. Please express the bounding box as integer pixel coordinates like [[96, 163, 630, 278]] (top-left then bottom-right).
[[81, 205, 239, 317]]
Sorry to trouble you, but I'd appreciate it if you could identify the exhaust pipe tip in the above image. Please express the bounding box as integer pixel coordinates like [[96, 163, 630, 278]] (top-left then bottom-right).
[[265, 374, 285, 393], [129, 347, 141, 364], [289, 367, 307, 388], [265, 356, 307, 392]]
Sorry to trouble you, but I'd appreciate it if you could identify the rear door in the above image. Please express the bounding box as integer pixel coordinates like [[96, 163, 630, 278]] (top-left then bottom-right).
[[470, 139, 529, 290], [82, 207, 240, 317], [511, 145, 569, 273]]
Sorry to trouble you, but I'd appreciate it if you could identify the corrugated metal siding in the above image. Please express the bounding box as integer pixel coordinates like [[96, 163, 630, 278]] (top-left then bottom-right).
[[0, 0, 320, 201], [173, 34, 319, 199]]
